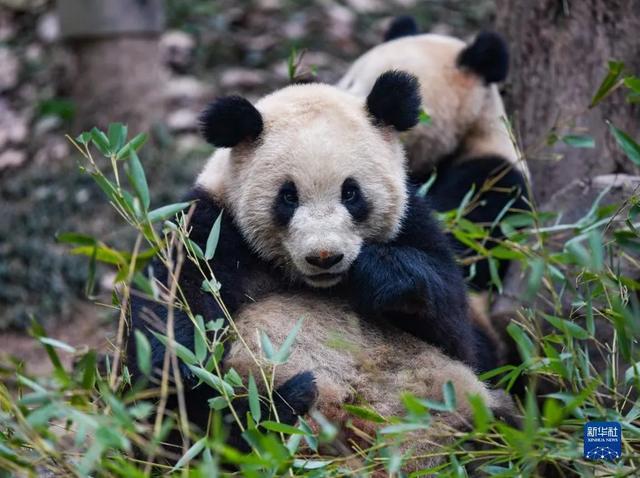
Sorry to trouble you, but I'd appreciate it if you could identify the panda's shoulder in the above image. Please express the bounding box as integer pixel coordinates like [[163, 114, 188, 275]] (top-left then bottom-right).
[[182, 187, 250, 256], [395, 184, 453, 251]]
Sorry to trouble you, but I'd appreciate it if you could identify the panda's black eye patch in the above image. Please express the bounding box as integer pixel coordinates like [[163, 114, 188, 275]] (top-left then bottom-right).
[[341, 177, 369, 222], [273, 180, 299, 227]]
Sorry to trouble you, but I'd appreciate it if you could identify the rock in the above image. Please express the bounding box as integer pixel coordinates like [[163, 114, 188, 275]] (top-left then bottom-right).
[[33, 136, 70, 165], [164, 76, 211, 106], [166, 108, 198, 132], [344, 0, 385, 13], [0, 149, 26, 170], [36, 12, 60, 43], [24, 43, 43, 62], [0, 101, 29, 148], [175, 133, 203, 154], [283, 13, 307, 40], [219, 67, 266, 90], [0, 47, 20, 91], [33, 116, 62, 137], [160, 30, 196, 73], [326, 4, 355, 42], [255, 0, 282, 10]]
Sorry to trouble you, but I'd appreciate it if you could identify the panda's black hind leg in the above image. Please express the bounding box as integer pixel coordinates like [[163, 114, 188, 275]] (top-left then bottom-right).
[[225, 371, 318, 452]]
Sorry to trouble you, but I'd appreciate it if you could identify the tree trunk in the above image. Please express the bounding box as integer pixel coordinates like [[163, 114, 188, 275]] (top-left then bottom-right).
[[495, 0, 640, 203], [58, 0, 166, 133], [70, 37, 166, 133]]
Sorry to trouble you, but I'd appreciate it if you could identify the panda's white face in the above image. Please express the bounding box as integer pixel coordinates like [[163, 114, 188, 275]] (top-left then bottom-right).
[[198, 84, 409, 287]]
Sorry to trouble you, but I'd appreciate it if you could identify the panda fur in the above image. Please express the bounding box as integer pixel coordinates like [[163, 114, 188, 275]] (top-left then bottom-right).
[[225, 293, 514, 472], [338, 20, 531, 291], [129, 73, 512, 461]]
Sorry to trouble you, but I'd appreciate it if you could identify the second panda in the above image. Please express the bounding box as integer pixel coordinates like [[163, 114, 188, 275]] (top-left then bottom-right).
[[339, 19, 532, 292]]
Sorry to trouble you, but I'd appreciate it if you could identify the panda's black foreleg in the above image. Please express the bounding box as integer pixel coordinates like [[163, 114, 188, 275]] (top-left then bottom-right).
[[348, 244, 475, 366]]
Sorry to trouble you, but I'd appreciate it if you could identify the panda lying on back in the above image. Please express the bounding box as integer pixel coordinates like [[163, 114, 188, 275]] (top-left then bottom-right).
[[129, 71, 504, 459]]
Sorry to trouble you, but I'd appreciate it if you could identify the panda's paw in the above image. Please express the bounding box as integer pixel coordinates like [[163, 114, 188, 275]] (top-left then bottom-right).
[[274, 371, 318, 419], [378, 282, 429, 317], [350, 244, 429, 316]]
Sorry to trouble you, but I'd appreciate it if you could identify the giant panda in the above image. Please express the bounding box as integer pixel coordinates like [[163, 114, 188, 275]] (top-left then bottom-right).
[[338, 18, 531, 292], [129, 71, 513, 466]]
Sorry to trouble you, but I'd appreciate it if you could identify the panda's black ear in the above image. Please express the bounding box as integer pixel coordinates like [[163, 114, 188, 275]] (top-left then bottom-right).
[[199, 96, 263, 147], [457, 31, 509, 84], [366, 70, 421, 132], [384, 15, 419, 42]]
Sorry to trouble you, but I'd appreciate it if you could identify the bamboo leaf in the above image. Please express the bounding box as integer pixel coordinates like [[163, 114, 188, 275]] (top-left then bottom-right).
[[39, 337, 76, 353], [248, 373, 261, 423], [171, 437, 206, 471], [205, 211, 223, 260], [108, 123, 127, 154], [271, 318, 303, 364], [90, 127, 111, 156], [127, 150, 150, 211], [151, 331, 198, 366], [261, 420, 306, 434], [260, 331, 275, 360], [343, 404, 386, 423], [562, 134, 595, 148], [194, 315, 207, 363], [188, 365, 235, 396], [590, 60, 624, 107], [116, 132, 149, 160], [134, 331, 152, 377], [147, 202, 191, 223], [609, 122, 640, 166]]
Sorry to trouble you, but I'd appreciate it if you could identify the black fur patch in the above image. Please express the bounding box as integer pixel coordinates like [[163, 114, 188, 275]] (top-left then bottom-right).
[[384, 15, 419, 42], [426, 155, 530, 291], [366, 70, 421, 132], [347, 186, 475, 366], [273, 180, 299, 227], [457, 31, 509, 84], [472, 325, 499, 374], [199, 96, 263, 147], [341, 177, 369, 222]]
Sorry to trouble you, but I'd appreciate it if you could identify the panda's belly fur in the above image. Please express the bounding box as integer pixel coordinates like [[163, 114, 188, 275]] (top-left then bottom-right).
[[224, 293, 497, 422]]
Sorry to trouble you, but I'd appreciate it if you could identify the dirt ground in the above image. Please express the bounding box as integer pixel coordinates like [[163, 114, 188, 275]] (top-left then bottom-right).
[[0, 302, 113, 377]]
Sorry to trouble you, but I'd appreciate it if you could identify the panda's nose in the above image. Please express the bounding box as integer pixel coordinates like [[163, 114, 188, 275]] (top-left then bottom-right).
[[305, 253, 344, 269]]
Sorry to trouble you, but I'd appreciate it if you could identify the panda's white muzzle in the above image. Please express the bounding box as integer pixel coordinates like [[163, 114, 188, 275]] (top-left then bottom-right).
[[284, 205, 362, 288]]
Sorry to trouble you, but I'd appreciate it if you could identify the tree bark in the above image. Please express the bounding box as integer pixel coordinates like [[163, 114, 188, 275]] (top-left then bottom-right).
[[70, 37, 166, 133], [495, 0, 640, 203]]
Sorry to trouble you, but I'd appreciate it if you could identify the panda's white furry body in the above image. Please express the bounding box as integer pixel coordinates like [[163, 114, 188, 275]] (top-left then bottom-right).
[[129, 71, 509, 467]]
